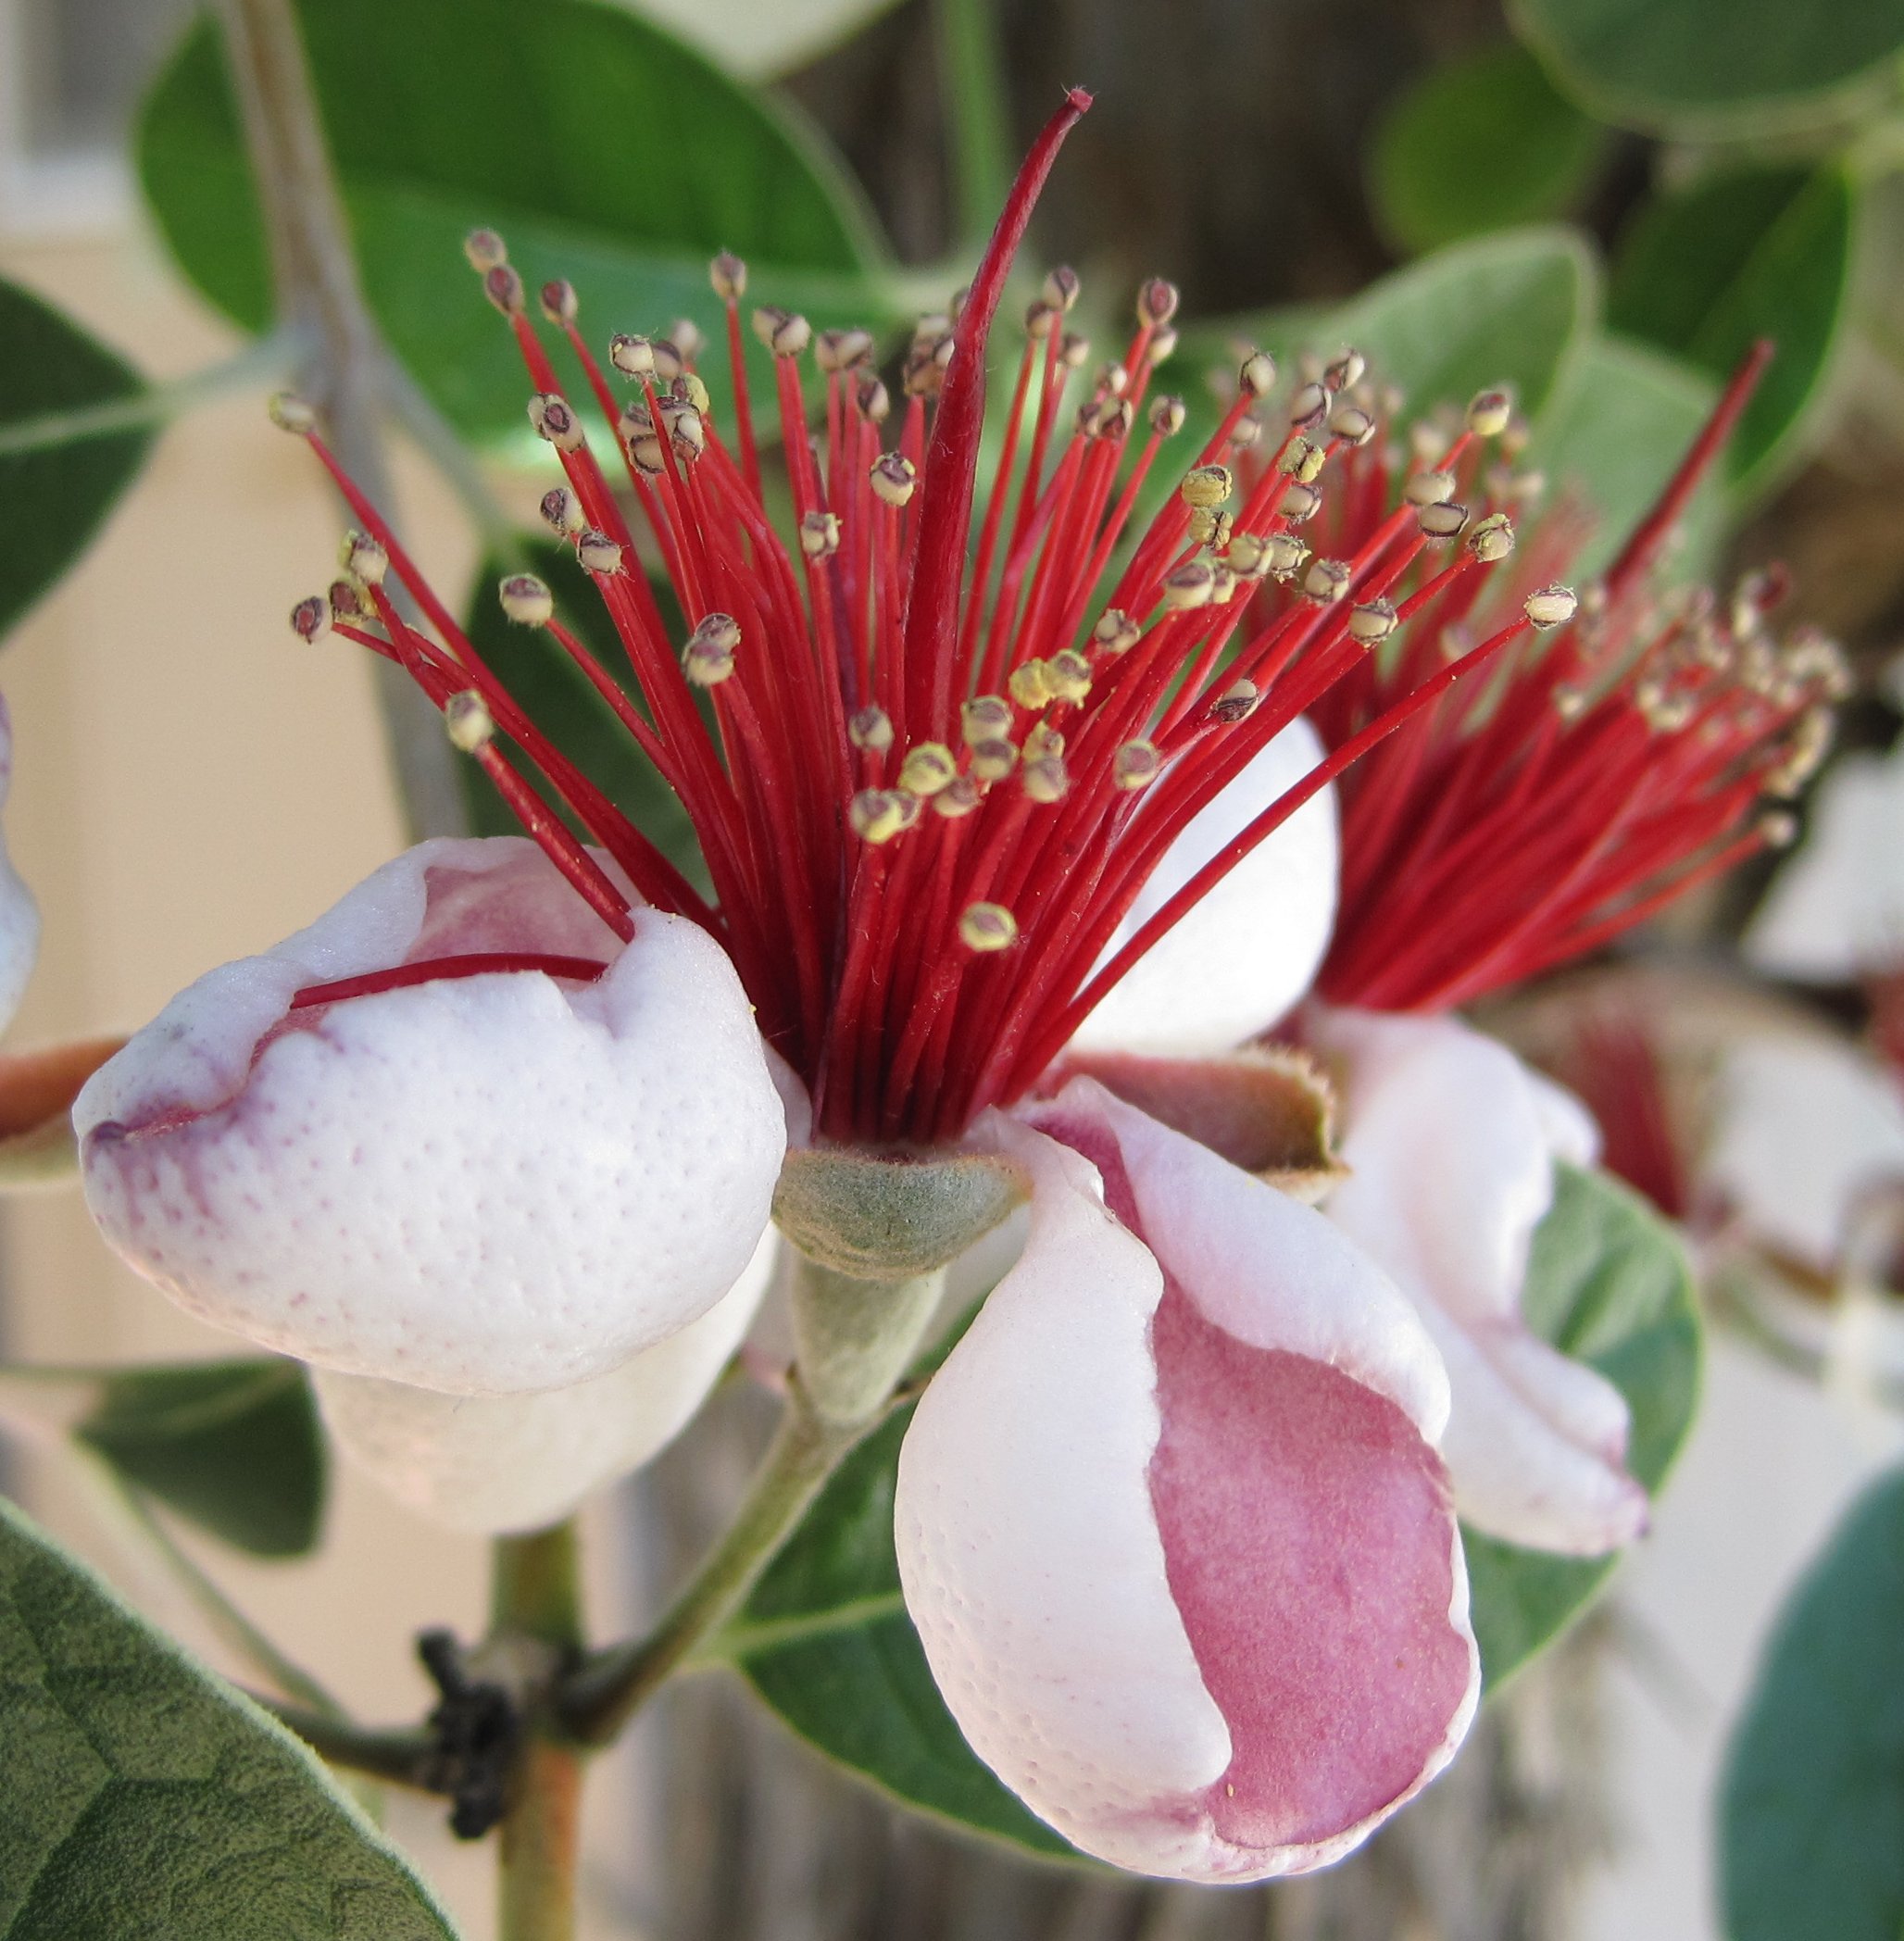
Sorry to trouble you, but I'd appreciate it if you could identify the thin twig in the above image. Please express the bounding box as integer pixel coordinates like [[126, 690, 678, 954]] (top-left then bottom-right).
[[253, 1693, 444, 1794]]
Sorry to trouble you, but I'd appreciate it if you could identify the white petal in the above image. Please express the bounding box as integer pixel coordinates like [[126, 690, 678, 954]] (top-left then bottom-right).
[[0, 696, 40, 1033], [314, 1228, 776, 1533], [1314, 1007, 1647, 1556], [1071, 718, 1337, 1055], [1704, 1033, 1904, 1271], [1747, 745, 1904, 982], [77, 838, 785, 1394], [896, 1115, 1234, 1875]]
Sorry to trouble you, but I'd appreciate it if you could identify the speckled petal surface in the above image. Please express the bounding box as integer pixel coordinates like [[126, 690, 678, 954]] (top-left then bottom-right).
[[314, 1227, 778, 1533], [0, 697, 41, 1034], [1313, 1007, 1648, 1556], [1071, 718, 1337, 1056], [896, 1086, 1476, 1882], [76, 838, 785, 1395]]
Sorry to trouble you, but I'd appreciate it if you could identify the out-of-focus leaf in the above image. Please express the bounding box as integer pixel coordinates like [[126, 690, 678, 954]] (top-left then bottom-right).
[[1465, 1164, 1702, 1687], [1608, 164, 1856, 495], [458, 543, 707, 890], [0, 1359, 326, 1559], [1511, 0, 1904, 134], [0, 278, 152, 640], [0, 1495, 457, 1939], [137, 0, 894, 445], [1719, 1461, 1904, 1941], [1370, 44, 1607, 257], [1530, 332, 1723, 581]]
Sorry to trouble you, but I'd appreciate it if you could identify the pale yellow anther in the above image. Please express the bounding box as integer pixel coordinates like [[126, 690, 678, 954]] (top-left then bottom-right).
[[710, 251, 747, 302], [578, 531, 622, 575], [445, 689, 495, 753], [1304, 557, 1351, 604], [1280, 481, 1322, 523], [1146, 327, 1179, 367], [540, 279, 579, 327], [669, 318, 707, 363], [529, 393, 584, 452], [858, 376, 892, 423], [1059, 332, 1090, 370], [1263, 532, 1309, 580], [850, 789, 909, 845], [627, 432, 666, 477], [1181, 464, 1234, 510], [1043, 266, 1081, 313], [1008, 660, 1054, 709], [960, 902, 1019, 951], [1468, 513, 1515, 562], [1227, 532, 1269, 577], [1467, 389, 1513, 437], [540, 487, 584, 536], [1231, 416, 1265, 451], [970, 738, 1019, 782], [1209, 562, 1239, 605], [344, 532, 389, 587], [933, 776, 982, 819], [683, 612, 741, 686], [482, 263, 526, 318], [1289, 382, 1329, 428], [1139, 278, 1181, 327], [499, 573, 554, 625], [1324, 349, 1366, 391], [1189, 507, 1234, 550], [609, 333, 655, 379], [1114, 740, 1162, 791], [1523, 583, 1578, 630], [1094, 608, 1144, 655], [1149, 395, 1187, 437], [898, 743, 959, 797], [1162, 561, 1216, 611], [848, 706, 895, 754], [1347, 598, 1398, 645], [1277, 437, 1316, 478], [1327, 402, 1375, 445], [1021, 755, 1069, 804], [1417, 500, 1470, 541], [1405, 469, 1458, 507], [1046, 650, 1092, 703], [1025, 299, 1059, 341], [1022, 721, 1066, 764], [1212, 679, 1259, 724], [800, 511, 842, 559], [961, 695, 1013, 745], [1097, 362, 1131, 398], [681, 372, 711, 413], [1240, 350, 1278, 397], [816, 327, 875, 372], [464, 229, 508, 271], [268, 393, 316, 434]]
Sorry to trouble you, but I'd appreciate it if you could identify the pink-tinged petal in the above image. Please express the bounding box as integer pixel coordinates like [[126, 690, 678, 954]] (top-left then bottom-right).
[[76, 838, 784, 1396], [0, 696, 40, 1034], [896, 1088, 1476, 1882], [1071, 719, 1337, 1056], [314, 1228, 776, 1533], [1312, 1007, 1647, 1556]]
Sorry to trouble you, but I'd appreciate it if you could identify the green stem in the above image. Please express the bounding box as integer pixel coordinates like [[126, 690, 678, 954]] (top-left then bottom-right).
[[560, 1389, 866, 1745], [934, 0, 1014, 252], [491, 1523, 585, 1941], [0, 328, 311, 457]]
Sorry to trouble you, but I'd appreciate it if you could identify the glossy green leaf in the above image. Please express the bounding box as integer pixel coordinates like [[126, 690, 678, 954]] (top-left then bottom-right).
[[1510, 0, 1904, 133], [1464, 1164, 1702, 1686], [0, 1495, 457, 1939], [0, 278, 152, 640], [458, 542, 707, 889], [1370, 44, 1607, 257], [1720, 1463, 1904, 1941], [1608, 165, 1856, 495], [137, 0, 892, 444], [727, 1163, 1696, 1848], [1529, 332, 1723, 581]]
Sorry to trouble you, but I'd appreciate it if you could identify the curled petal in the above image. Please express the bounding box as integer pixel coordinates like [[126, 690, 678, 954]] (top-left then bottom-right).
[[1312, 1007, 1647, 1556], [314, 1229, 777, 1533], [0, 697, 40, 1033], [896, 1084, 1475, 1882], [76, 838, 785, 1395], [1072, 719, 1337, 1056]]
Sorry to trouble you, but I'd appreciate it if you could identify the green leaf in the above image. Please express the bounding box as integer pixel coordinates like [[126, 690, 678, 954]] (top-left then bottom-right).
[[1529, 332, 1724, 581], [1510, 0, 1904, 134], [458, 543, 707, 890], [1608, 164, 1857, 495], [729, 1163, 1697, 1849], [0, 1495, 457, 1939], [1370, 44, 1607, 257], [0, 278, 153, 641], [1465, 1163, 1702, 1687], [136, 0, 893, 444], [1720, 1463, 1904, 1941]]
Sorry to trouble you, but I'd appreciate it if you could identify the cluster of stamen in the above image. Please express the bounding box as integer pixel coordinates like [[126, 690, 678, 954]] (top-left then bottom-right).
[[268, 94, 1827, 1144]]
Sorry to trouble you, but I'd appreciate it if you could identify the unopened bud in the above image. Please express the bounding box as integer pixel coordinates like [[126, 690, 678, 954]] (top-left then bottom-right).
[[959, 902, 1019, 951], [1114, 740, 1162, 791], [578, 530, 622, 575], [1046, 649, 1092, 703], [898, 743, 958, 796], [1239, 350, 1277, 397], [1467, 513, 1515, 562], [609, 333, 655, 379], [289, 595, 330, 644], [710, 251, 747, 301], [1162, 560, 1216, 611], [1523, 583, 1578, 629], [1417, 499, 1470, 541], [499, 572, 554, 625], [848, 706, 894, 754], [445, 689, 495, 753], [1467, 389, 1512, 437], [1180, 464, 1233, 509], [1304, 557, 1351, 604], [540, 280, 578, 326], [1094, 608, 1144, 656], [344, 532, 388, 587], [1347, 597, 1398, 645], [529, 393, 583, 451], [268, 392, 316, 434], [684, 612, 742, 678], [799, 510, 841, 558]]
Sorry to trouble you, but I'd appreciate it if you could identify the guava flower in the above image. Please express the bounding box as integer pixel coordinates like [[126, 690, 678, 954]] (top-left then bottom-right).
[[69, 89, 1798, 1876]]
